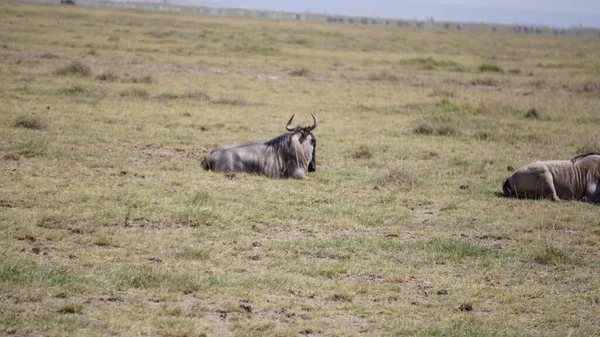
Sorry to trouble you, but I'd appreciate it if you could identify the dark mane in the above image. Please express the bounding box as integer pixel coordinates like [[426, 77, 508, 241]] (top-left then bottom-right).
[[571, 152, 600, 163], [264, 133, 293, 150]]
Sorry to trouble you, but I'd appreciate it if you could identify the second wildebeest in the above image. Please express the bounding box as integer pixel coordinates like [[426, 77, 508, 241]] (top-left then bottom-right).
[[503, 153, 600, 204], [202, 114, 318, 179]]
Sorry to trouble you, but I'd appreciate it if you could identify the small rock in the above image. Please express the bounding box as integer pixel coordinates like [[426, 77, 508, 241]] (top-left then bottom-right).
[[437, 289, 448, 295]]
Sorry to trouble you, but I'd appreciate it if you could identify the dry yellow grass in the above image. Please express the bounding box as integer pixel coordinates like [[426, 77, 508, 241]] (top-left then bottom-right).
[[1, 2, 600, 336]]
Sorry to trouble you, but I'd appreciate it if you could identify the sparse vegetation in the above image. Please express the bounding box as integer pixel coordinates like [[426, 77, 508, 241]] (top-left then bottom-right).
[[95, 71, 119, 82], [210, 96, 249, 106], [14, 114, 46, 130], [57, 303, 83, 314], [129, 75, 154, 84], [400, 57, 466, 71], [119, 88, 149, 98], [576, 136, 600, 154], [524, 108, 541, 119], [367, 70, 399, 82], [1, 2, 599, 336], [289, 67, 311, 77], [470, 77, 500, 86], [478, 63, 504, 73], [53, 61, 92, 77], [353, 145, 373, 159]]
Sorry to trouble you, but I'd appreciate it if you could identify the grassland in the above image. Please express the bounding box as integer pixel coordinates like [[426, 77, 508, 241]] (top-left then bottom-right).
[[1, 1, 600, 336]]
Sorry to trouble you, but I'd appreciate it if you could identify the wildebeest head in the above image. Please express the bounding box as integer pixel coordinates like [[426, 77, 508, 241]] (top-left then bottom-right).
[[285, 113, 318, 172]]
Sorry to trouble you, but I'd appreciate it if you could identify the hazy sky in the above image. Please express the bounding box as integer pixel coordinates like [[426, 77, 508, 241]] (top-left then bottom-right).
[[205, 0, 600, 27]]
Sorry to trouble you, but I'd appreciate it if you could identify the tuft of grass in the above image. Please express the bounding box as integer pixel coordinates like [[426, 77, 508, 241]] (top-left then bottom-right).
[[524, 108, 541, 119], [574, 80, 600, 94], [471, 77, 499, 86], [120, 88, 149, 98], [57, 303, 83, 314], [414, 122, 434, 135], [353, 145, 373, 159], [289, 67, 311, 77], [93, 237, 113, 247], [182, 90, 211, 100], [229, 44, 280, 56], [414, 118, 460, 136], [155, 92, 179, 100], [14, 140, 47, 158], [400, 57, 466, 71], [367, 70, 399, 82], [14, 114, 46, 130], [95, 71, 119, 82], [113, 264, 162, 290], [531, 242, 579, 266], [37, 215, 67, 229], [405, 238, 496, 261], [3, 152, 21, 160], [377, 165, 423, 191], [129, 75, 154, 84], [478, 63, 504, 73], [0, 258, 84, 288], [210, 96, 248, 106], [176, 190, 221, 227], [40, 52, 59, 59], [172, 247, 211, 261], [57, 84, 88, 95], [53, 61, 91, 77]]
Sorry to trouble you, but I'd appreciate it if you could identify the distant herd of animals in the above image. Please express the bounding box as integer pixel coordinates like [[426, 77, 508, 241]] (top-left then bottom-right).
[[202, 114, 600, 204]]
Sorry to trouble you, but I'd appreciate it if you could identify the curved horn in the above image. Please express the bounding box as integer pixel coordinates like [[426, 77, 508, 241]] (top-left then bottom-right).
[[285, 114, 296, 131], [307, 113, 318, 131]]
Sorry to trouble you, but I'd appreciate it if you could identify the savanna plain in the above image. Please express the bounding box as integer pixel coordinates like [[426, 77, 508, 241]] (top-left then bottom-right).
[[1, 2, 600, 336]]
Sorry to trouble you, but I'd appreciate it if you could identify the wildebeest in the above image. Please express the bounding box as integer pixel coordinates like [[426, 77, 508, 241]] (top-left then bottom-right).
[[502, 153, 600, 204], [202, 114, 317, 179]]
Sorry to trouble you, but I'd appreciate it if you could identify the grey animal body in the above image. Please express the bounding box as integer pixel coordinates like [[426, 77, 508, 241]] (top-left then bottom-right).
[[503, 153, 600, 204], [202, 114, 317, 179]]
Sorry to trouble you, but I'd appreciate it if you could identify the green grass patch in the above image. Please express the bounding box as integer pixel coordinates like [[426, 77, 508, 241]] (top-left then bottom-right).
[[113, 264, 162, 290], [13, 139, 48, 157], [0, 259, 86, 288], [530, 242, 580, 267]]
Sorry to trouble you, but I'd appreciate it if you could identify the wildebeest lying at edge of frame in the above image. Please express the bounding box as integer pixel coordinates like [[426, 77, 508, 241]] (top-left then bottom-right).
[[503, 153, 600, 204], [202, 114, 317, 179]]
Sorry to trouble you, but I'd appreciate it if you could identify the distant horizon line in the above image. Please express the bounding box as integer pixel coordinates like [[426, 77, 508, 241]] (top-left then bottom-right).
[[194, 0, 600, 28]]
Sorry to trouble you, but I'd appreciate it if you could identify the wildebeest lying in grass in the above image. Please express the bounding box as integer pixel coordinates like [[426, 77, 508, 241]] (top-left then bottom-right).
[[202, 114, 317, 179], [503, 153, 600, 203]]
